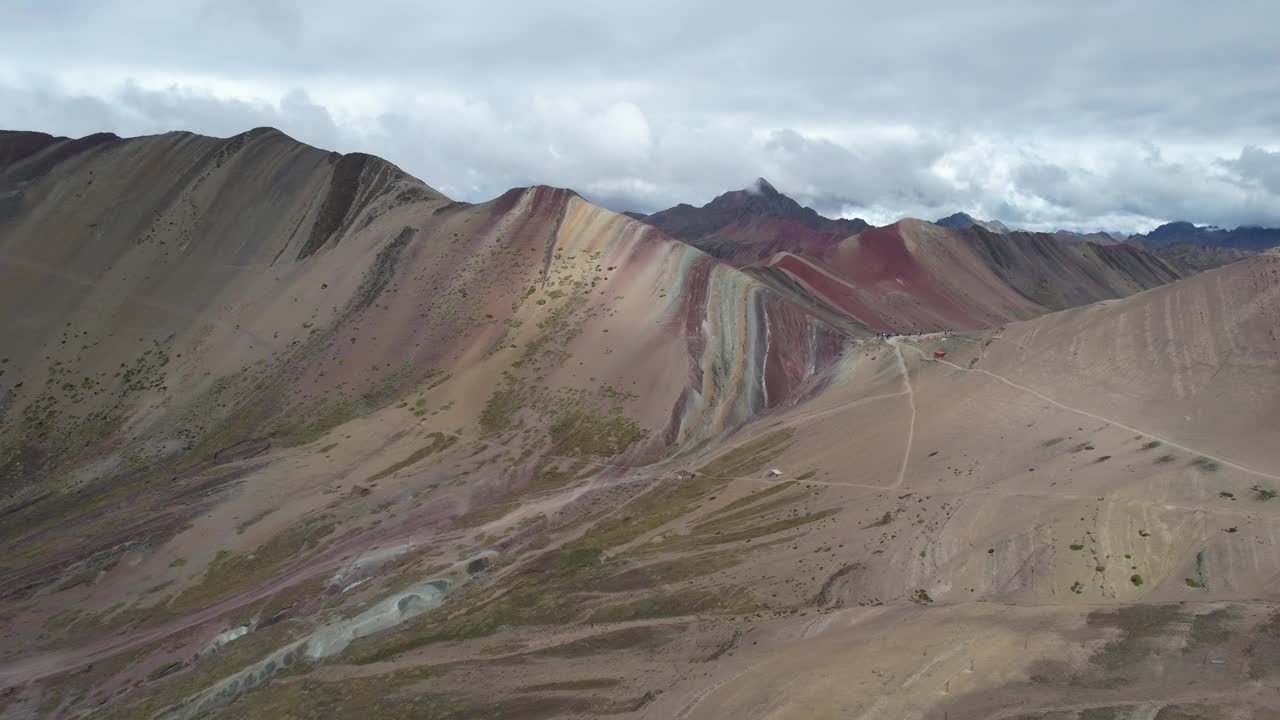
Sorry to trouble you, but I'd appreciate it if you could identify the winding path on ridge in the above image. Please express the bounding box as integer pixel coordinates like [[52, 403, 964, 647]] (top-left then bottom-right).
[[893, 338, 1280, 484], [9, 333, 1278, 694], [891, 342, 917, 490]]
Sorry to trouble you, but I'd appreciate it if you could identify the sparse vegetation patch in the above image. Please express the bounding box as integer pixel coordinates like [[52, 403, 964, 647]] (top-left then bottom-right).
[[698, 429, 794, 478], [1251, 484, 1277, 501], [368, 432, 458, 482]]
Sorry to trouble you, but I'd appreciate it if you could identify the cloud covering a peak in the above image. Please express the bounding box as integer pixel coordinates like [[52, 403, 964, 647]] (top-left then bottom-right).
[[1, 0, 1278, 234]]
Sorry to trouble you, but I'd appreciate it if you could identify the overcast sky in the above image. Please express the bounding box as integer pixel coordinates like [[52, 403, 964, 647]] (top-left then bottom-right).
[[2, 1, 1278, 233]]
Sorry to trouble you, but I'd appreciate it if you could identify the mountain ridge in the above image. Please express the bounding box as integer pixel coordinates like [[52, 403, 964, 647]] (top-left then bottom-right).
[[2, 127, 1279, 720], [1135, 219, 1280, 251], [633, 181, 1183, 332]]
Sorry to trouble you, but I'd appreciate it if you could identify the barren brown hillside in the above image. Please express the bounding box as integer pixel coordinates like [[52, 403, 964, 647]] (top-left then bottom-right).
[[0, 130, 1277, 720]]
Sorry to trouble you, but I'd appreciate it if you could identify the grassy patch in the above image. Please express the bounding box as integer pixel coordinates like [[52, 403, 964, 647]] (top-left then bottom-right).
[[235, 509, 274, 535], [814, 563, 862, 608], [453, 502, 517, 529], [200, 668, 625, 720], [348, 547, 608, 664], [593, 551, 741, 593], [168, 515, 336, 615], [586, 587, 757, 623], [1189, 457, 1220, 472], [525, 458, 591, 494], [548, 409, 646, 457], [704, 482, 796, 518], [517, 678, 621, 693], [1186, 608, 1231, 650], [524, 625, 672, 659], [51, 565, 100, 593], [368, 433, 458, 482], [1086, 604, 1183, 672], [1153, 705, 1218, 720], [866, 511, 894, 528], [1251, 484, 1277, 501], [40, 633, 184, 717], [270, 396, 358, 447], [46, 514, 336, 644], [349, 484, 754, 666], [94, 611, 314, 720], [700, 508, 839, 545], [1246, 610, 1280, 679], [698, 429, 794, 477], [584, 475, 726, 549], [692, 493, 802, 535], [479, 381, 525, 435]]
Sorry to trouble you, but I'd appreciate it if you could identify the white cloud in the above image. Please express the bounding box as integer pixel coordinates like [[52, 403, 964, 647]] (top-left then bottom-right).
[[1, 1, 1278, 233]]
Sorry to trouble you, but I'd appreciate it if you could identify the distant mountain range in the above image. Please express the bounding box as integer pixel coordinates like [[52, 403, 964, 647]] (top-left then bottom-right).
[[931, 213, 1125, 246], [1132, 221, 1280, 251], [634, 184, 1280, 274], [1120, 222, 1280, 271], [932, 213, 1280, 260], [628, 180, 1180, 332]]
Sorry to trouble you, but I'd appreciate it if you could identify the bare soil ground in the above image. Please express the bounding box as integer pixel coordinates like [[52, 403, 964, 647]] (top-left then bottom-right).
[[1, 130, 1277, 719]]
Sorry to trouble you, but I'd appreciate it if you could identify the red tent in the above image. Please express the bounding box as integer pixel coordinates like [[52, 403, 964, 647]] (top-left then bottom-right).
[[934, 350, 946, 359]]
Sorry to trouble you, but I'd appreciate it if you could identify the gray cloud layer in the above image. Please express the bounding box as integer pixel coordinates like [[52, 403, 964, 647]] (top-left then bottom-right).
[[2, 0, 1278, 232]]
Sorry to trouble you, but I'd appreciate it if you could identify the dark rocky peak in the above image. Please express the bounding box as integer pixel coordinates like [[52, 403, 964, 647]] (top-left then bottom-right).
[[935, 212, 978, 229], [631, 179, 871, 256], [1136, 220, 1280, 252], [696, 178, 864, 232], [1146, 221, 1200, 242]]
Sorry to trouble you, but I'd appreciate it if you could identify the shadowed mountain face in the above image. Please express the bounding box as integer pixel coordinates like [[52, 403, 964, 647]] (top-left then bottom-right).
[[1138, 220, 1280, 251], [0, 130, 850, 494], [0, 128, 857, 717], [1122, 220, 1280, 272], [1052, 228, 1124, 245], [954, 225, 1183, 309], [2, 130, 1279, 720], [1151, 241, 1258, 272]]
